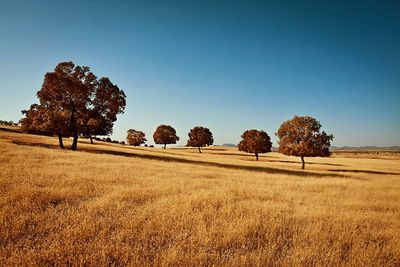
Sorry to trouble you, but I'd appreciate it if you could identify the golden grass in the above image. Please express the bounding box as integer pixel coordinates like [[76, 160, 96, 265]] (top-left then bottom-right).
[[1, 127, 399, 266]]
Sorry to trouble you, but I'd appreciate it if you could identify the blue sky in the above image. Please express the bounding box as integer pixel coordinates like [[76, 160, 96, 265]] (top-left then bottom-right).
[[0, 0, 399, 146]]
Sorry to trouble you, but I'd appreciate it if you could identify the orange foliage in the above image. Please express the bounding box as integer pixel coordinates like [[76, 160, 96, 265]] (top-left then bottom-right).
[[153, 125, 180, 149], [126, 129, 147, 146], [22, 61, 126, 150], [187, 126, 214, 153], [238, 129, 272, 161], [276, 115, 333, 169]]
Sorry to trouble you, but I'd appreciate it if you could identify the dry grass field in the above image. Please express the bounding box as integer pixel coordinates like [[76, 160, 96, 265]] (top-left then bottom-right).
[[1, 126, 399, 266]]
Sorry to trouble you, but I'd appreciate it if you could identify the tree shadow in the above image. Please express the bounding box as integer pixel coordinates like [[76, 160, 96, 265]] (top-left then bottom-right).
[[10, 139, 357, 179], [329, 169, 400, 175], [81, 148, 352, 178], [229, 153, 343, 166], [11, 140, 63, 150], [186, 150, 281, 159], [0, 126, 22, 133], [206, 152, 259, 157], [261, 159, 344, 167], [172, 147, 229, 152]]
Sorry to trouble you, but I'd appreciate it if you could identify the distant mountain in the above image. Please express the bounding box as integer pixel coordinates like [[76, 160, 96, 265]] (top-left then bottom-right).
[[221, 143, 237, 148], [331, 146, 400, 151]]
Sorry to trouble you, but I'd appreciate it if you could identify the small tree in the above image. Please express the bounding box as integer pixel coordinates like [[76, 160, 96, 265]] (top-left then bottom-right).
[[126, 129, 147, 146], [238, 129, 272, 161], [20, 104, 70, 148], [187, 126, 214, 153], [276, 115, 334, 169], [153, 125, 179, 149]]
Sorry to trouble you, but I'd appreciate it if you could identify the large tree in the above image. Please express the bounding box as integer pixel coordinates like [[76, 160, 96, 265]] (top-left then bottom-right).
[[276, 115, 334, 169], [238, 129, 272, 161], [126, 129, 147, 146], [186, 126, 213, 153], [27, 61, 126, 150], [153, 125, 179, 149]]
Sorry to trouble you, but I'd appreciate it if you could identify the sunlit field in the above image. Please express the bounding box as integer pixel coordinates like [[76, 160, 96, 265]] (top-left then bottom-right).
[[1, 126, 399, 266]]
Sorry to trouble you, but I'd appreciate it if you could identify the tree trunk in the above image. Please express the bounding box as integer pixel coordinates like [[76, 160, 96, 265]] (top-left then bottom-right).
[[198, 147, 201, 153], [164, 144, 166, 149], [71, 131, 78, 151], [255, 152, 259, 161], [301, 156, 305, 169], [70, 107, 78, 151], [58, 132, 64, 148], [89, 135, 93, 144]]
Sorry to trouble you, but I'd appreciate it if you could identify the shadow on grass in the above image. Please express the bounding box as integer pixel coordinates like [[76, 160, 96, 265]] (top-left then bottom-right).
[[0, 126, 22, 133], [11, 139, 359, 179], [263, 159, 344, 167], [238, 155, 345, 166], [329, 169, 400, 175], [171, 147, 229, 152], [192, 151, 344, 169]]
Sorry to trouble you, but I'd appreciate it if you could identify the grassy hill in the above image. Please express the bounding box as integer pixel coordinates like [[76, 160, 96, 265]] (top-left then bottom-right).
[[1, 126, 399, 266]]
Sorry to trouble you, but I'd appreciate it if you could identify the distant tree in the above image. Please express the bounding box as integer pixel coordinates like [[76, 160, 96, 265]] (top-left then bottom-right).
[[126, 129, 147, 146], [276, 115, 334, 169], [186, 126, 213, 153], [20, 104, 70, 148], [0, 120, 16, 126], [238, 129, 272, 161], [27, 61, 126, 150], [153, 124, 179, 149]]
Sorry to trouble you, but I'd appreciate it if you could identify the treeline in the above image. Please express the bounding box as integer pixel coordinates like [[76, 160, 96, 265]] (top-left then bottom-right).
[[0, 120, 18, 126], [125, 115, 333, 169], [20, 61, 333, 169]]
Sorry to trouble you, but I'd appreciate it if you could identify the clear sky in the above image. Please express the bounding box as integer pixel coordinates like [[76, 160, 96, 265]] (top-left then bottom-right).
[[1, 0, 399, 147]]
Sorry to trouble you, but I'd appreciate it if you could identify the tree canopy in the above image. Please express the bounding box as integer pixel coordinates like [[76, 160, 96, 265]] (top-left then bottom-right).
[[238, 129, 272, 161], [276, 115, 334, 169], [20, 104, 70, 148], [21, 61, 126, 150], [153, 125, 179, 149], [126, 129, 147, 146], [187, 126, 213, 153]]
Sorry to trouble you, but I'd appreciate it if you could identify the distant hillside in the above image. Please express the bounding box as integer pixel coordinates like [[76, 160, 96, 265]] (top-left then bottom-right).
[[331, 146, 400, 151], [221, 143, 237, 148]]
